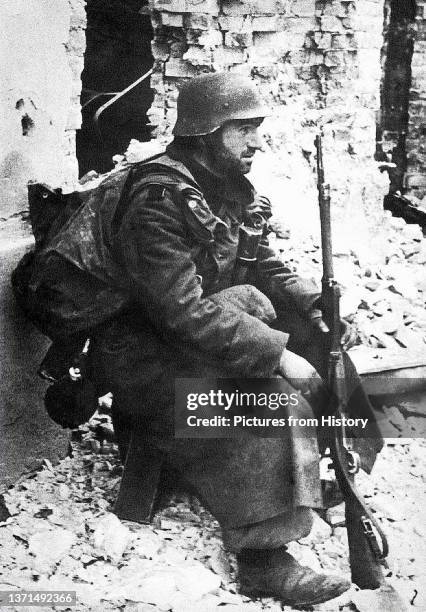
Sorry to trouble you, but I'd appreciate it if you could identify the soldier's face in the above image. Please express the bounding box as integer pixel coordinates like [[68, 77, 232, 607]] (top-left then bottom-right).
[[211, 118, 264, 175]]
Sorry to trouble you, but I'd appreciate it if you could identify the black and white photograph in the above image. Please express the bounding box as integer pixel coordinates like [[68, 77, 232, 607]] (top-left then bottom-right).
[[0, 0, 425, 610]]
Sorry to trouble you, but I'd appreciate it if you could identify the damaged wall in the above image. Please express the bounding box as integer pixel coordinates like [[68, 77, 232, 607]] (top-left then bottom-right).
[[0, 0, 85, 219], [406, 0, 426, 198], [379, 0, 416, 194], [77, 0, 154, 176], [146, 0, 390, 257], [0, 0, 86, 490]]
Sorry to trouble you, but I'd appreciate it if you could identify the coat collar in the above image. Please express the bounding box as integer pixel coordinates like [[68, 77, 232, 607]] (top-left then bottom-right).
[[166, 141, 255, 220]]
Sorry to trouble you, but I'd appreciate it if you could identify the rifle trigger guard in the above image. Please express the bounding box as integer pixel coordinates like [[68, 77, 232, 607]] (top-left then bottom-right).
[[347, 450, 361, 474], [361, 516, 386, 560]]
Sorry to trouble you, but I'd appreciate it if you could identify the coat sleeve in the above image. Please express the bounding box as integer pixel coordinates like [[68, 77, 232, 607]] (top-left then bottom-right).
[[114, 187, 289, 377], [254, 240, 321, 316]]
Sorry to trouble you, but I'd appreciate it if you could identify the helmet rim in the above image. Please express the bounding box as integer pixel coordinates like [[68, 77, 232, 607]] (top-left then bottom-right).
[[172, 72, 270, 137]]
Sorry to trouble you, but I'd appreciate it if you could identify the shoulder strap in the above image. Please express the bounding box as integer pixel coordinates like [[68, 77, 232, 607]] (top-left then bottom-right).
[[111, 156, 226, 246]]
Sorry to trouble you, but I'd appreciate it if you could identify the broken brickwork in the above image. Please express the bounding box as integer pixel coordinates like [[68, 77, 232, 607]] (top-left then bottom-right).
[[379, 0, 416, 194], [76, 0, 153, 176], [0, 0, 86, 219], [0, 0, 85, 491], [406, 0, 426, 198], [146, 0, 390, 247]]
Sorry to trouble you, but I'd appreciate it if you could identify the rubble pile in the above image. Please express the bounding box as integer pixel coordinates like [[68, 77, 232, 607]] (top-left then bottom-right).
[[0, 419, 425, 611], [269, 212, 426, 358]]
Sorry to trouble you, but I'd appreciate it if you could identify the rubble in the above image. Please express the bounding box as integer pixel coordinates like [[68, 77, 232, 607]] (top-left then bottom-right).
[[0, 421, 424, 611], [269, 207, 426, 359], [92, 513, 132, 562]]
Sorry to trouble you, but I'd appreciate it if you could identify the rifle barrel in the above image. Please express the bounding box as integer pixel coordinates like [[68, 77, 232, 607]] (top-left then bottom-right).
[[315, 135, 334, 281]]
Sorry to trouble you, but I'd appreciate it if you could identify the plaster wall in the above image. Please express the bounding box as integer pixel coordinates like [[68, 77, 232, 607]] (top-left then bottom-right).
[[0, 0, 85, 488], [0, 0, 86, 220], [406, 0, 426, 197]]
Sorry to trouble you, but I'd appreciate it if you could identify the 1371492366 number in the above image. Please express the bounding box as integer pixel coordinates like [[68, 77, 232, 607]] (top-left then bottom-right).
[[0, 591, 76, 606]]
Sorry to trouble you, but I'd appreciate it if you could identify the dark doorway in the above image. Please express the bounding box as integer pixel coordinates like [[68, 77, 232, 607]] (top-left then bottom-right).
[[77, 0, 154, 176], [378, 0, 416, 193]]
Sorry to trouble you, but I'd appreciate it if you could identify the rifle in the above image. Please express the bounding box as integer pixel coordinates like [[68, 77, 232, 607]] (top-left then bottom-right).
[[315, 134, 408, 611]]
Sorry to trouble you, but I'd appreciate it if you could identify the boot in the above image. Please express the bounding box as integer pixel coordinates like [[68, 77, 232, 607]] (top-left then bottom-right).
[[237, 547, 351, 607]]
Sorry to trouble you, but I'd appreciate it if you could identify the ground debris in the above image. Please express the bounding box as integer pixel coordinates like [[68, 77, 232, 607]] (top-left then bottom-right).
[[0, 431, 424, 611]]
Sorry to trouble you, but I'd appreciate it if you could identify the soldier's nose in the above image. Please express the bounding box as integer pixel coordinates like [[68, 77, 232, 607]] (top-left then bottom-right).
[[248, 130, 264, 151]]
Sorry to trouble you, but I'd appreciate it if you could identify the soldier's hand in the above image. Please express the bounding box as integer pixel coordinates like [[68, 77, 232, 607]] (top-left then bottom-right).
[[340, 319, 357, 351], [309, 308, 357, 351], [277, 349, 325, 398], [246, 195, 272, 220]]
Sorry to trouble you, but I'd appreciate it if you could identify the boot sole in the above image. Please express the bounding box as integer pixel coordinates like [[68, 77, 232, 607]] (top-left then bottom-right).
[[240, 581, 351, 607]]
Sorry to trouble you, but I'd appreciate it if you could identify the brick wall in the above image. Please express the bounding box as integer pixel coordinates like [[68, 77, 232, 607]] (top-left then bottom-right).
[[406, 0, 426, 198], [146, 0, 390, 256]]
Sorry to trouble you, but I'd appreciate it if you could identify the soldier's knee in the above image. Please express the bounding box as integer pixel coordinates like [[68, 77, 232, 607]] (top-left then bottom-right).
[[210, 284, 276, 324]]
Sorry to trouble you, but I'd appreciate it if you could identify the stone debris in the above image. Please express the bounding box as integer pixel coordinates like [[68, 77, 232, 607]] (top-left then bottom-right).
[[93, 513, 132, 562], [28, 528, 76, 571], [0, 433, 418, 611], [269, 208, 426, 362]]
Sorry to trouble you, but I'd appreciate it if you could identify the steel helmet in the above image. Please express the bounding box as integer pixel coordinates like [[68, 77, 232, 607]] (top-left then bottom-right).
[[172, 72, 270, 136]]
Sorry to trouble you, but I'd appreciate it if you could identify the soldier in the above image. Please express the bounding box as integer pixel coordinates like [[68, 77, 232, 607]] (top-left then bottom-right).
[[89, 72, 376, 606]]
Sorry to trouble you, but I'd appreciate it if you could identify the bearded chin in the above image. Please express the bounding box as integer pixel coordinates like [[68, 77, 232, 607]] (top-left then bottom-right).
[[215, 151, 247, 176], [202, 135, 247, 176]]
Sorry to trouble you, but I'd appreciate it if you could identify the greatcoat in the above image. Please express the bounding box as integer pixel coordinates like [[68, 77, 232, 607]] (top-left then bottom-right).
[[47, 141, 380, 530]]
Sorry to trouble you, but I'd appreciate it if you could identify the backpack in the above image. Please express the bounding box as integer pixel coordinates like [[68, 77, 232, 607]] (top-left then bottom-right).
[[11, 154, 203, 382], [12, 166, 147, 421], [12, 153, 208, 349]]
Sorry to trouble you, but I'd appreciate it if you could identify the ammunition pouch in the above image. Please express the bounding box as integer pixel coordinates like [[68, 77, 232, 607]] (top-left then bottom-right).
[[40, 338, 100, 429]]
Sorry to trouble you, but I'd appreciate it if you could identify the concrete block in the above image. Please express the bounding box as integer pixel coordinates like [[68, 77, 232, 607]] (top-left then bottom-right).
[[340, 17, 353, 28], [323, 50, 345, 67], [222, 0, 277, 15], [333, 32, 357, 49], [164, 58, 198, 77], [411, 76, 426, 91], [183, 45, 213, 65], [281, 15, 317, 33], [320, 15, 344, 31], [405, 173, 426, 189], [152, 40, 170, 61], [150, 0, 219, 13], [290, 0, 315, 17], [213, 46, 246, 66], [225, 31, 253, 47], [252, 15, 279, 31], [170, 40, 188, 58], [412, 50, 426, 67], [183, 13, 216, 29], [147, 106, 165, 126], [0, 222, 68, 493], [253, 30, 306, 52], [314, 32, 332, 49], [161, 12, 184, 27], [320, 0, 355, 17], [221, 0, 250, 15], [218, 15, 251, 31], [197, 30, 223, 46]]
